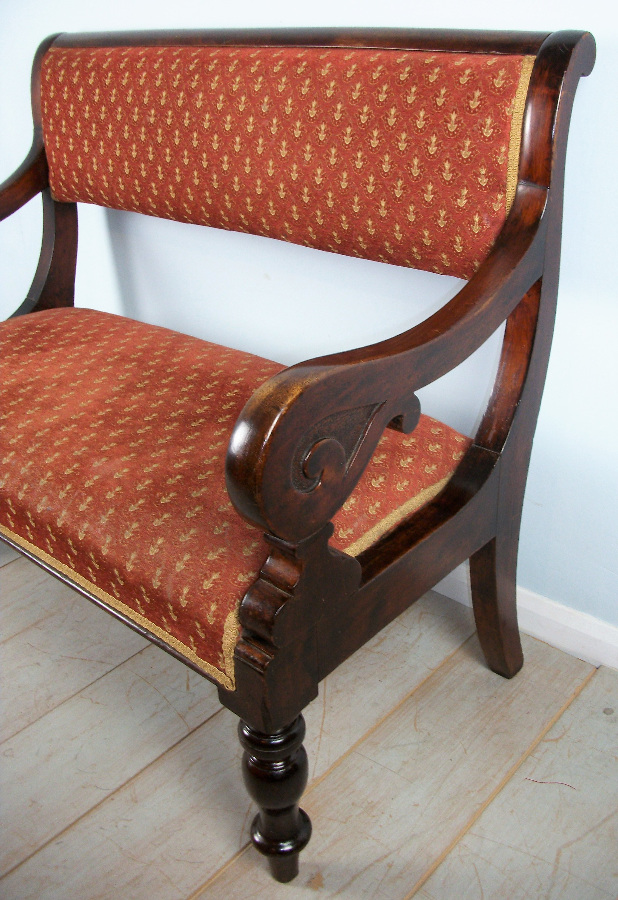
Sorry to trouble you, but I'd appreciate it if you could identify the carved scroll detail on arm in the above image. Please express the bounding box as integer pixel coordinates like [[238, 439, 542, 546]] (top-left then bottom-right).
[[226, 361, 422, 545], [293, 393, 421, 495], [292, 402, 383, 494]]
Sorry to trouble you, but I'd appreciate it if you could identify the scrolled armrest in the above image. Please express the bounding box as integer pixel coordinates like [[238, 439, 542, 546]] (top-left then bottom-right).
[[225, 29, 597, 547], [226, 360, 421, 544], [313, 181, 549, 383], [226, 182, 548, 545], [0, 138, 48, 222]]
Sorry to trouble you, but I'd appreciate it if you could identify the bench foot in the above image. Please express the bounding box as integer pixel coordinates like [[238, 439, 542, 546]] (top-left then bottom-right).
[[239, 715, 312, 882], [470, 534, 524, 679]]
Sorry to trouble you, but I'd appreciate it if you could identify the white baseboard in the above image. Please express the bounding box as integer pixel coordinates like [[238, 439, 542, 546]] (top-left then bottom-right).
[[434, 564, 618, 670]]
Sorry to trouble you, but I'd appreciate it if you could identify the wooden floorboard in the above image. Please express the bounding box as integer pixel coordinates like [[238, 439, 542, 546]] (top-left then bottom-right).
[[0, 572, 147, 743], [417, 666, 618, 900], [1, 556, 614, 900], [0, 558, 474, 899], [0, 644, 221, 876], [198, 636, 592, 899], [1, 555, 99, 643]]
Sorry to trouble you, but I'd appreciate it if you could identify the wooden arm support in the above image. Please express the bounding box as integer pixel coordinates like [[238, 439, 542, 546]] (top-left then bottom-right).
[[0, 158, 78, 316], [10, 188, 78, 317], [0, 140, 48, 222], [226, 187, 545, 544], [1, 31, 77, 317], [0, 32, 61, 222], [0, 140, 77, 319], [226, 30, 595, 547], [0, 142, 78, 320], [1, 171, 78, 318]]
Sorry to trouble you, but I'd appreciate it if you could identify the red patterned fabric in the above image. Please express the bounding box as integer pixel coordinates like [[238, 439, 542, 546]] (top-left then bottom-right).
[[330, 418, 469, 555], [40, 44, 531, 278], [0, 309, 469, 687]]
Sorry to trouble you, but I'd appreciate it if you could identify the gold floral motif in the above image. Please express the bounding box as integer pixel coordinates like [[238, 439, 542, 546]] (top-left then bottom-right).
[[41, 45, 533, 279], [0, 525, 238, 691]]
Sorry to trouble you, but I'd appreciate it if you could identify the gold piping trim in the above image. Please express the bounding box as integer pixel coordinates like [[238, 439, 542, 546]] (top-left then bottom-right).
[[343, 475, 451, 557], [4, 470, 455, 678], [505, 55, 536, 214], [220, 608, 240, 686], [0, 525, 236, 691]]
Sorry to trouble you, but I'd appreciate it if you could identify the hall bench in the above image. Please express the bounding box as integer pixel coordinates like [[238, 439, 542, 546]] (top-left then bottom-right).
[[0, 27, 595, 882]]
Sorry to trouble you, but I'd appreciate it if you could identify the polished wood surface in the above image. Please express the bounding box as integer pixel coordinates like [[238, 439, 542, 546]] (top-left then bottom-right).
[[0, 27, 595, 882], [239, 715, 311, 883], [52, 28, 550, 53]]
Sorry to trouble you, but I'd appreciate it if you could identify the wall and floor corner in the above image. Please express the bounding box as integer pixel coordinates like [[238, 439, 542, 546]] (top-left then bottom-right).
[[1, 1, 616, 665]]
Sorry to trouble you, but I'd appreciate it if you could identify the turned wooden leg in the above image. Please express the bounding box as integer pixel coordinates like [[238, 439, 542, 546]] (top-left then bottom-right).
[[469, 532, 524, 679], [239, 714, 312, 883]]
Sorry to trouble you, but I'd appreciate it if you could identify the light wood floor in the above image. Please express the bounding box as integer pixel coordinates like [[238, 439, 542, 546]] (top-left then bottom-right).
[[1, 544, 616, 900]]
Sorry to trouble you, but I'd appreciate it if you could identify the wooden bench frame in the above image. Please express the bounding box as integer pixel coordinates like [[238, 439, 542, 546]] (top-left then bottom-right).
[[0, 27, 595, 882]]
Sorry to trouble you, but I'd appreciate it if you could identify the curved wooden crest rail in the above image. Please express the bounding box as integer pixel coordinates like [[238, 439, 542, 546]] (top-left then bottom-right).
[[0, 27, 595, 883]]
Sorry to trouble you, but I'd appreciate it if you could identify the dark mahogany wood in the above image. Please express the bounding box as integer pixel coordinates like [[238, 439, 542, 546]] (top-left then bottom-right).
[[0, 34, 57, 223], [0, 31, 77, 317], [239, 715, 311, 883], [0, 140, 47, 222], [0, 27, 595, 882], [53, 28, 550, 54], [318, 444, 500, 681], [13, 189, 78, 316], [469, 282, 543, 677]]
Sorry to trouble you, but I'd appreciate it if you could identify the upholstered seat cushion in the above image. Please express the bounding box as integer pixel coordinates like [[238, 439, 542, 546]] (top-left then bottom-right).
[[0, 308, 469, 688]]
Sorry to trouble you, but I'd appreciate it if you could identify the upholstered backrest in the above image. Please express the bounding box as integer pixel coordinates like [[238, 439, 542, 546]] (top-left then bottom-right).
[[40, 42, 533, 278]]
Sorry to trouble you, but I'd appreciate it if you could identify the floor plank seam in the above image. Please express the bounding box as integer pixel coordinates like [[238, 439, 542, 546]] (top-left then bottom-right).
[[0, 553, 20, 569], [185, 845, 252, 900], [305, 633, 474, 798], [0, 606, 62, 646], [402, 665, 599, 900], [0, 642, 151, 748], [0, 705, 226, 882]]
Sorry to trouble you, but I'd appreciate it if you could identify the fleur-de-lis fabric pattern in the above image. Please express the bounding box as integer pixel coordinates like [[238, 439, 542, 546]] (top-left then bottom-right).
[[41, 45, 532, 278], [0, 308, 469, 688], [0, 309, 281, 688]]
